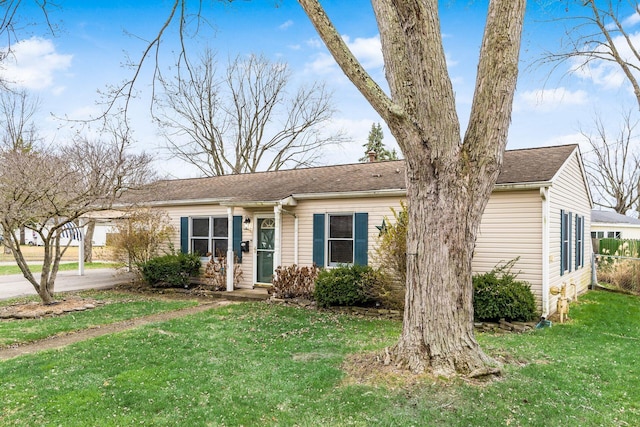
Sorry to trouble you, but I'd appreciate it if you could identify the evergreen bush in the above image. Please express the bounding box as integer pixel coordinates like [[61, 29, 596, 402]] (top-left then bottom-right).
[[472, 258, 537, 322], [139, 252, 202, 288], [314, 264, 374, 308]]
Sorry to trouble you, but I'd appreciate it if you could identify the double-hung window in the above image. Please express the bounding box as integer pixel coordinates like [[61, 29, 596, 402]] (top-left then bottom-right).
[[190, 217, 228, 258], [312, 212, 368, 267], [575, 214, 584, 269], [328, 214, 354, 265], [560, 210, 571, 275]]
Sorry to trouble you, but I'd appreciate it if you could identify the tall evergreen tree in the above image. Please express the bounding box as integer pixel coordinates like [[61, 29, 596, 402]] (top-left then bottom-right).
[[359, 122, 397, 162]]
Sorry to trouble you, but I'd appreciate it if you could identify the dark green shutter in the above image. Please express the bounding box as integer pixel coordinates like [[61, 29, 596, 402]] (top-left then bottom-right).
[[312, 214, 325, 267], [560, 210, 565, 276], [354, 213, 368, 265], [568, 213, 572, 272], [180, 217, 189, 254], [233, 215, 242, 263]]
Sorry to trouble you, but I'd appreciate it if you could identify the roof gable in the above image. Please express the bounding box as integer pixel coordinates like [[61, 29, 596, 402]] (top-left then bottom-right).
[[592, 210, 640, 225]]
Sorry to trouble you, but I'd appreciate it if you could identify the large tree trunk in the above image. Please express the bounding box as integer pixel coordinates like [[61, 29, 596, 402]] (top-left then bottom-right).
[[299, 0, 525, 377], [394, 155, 496, 377]]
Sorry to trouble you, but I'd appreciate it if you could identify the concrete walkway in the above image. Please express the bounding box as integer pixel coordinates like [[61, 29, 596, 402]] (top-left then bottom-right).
[[0, 268, 135, 300]]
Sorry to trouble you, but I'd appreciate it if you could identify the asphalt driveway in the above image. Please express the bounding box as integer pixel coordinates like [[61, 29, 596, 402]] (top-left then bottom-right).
[[0, 268, 136, 300]]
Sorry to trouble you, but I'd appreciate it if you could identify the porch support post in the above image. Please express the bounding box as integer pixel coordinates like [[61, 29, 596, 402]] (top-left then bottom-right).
[[226, 207, 234, 292], [274, 205, 282, 276]]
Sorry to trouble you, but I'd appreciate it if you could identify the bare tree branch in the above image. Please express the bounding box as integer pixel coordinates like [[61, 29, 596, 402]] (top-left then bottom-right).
[[582, 110, 640, 214], [155, 51, 347, 176]]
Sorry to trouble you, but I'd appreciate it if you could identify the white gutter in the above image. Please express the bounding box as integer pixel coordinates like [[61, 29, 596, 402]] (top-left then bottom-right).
[[291, 188, 406, 200], [493, 181, 553, 192], [540, 186, 550, 317]]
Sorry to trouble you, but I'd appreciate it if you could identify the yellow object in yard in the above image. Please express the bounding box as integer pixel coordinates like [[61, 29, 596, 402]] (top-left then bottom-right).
[[550, 282, 570, 323]]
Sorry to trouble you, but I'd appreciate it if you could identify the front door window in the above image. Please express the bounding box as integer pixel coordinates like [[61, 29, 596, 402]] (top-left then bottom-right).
[[256, 217, 275, 283]]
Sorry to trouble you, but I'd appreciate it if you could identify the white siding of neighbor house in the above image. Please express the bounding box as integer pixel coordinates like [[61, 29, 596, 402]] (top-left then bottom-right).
[[548, 151, 593, 314], [591, 223, 640, 240], [472, 190, 543, 305]]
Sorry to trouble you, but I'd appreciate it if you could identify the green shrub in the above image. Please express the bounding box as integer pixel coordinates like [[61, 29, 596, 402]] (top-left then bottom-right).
[[360, 268, 405, 310], [139, 253, 202, 288], [374, 202, 408, 285], [472, 259, 537, 322], [314, 264, 375, 308], [271, 264, 319, 299]]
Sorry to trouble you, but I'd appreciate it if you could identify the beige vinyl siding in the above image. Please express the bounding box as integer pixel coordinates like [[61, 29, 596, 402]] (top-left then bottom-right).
[[156, 205, 256, 288], [472, 190, 543, 301], [548, 151, 592, 313], [288, 196, 404, 268]]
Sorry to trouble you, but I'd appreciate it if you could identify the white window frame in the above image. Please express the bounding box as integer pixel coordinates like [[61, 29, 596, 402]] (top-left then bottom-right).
[[190, 216, 228, 259], [327, 213, 354, 266]]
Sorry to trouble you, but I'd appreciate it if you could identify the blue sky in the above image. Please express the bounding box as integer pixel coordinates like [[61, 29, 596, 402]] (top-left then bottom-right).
[[2, 1, 640, 178]]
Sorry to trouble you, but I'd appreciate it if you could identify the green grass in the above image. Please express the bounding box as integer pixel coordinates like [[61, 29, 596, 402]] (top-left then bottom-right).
[[1, 290, 639, 426], [0, 262, 118, 276], [0, 291, 197, 348]]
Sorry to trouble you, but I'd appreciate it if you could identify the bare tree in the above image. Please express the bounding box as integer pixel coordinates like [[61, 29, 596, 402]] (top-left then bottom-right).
[[0, 88, 41, 244], [545, 1, 640, 109], [156, 51, 346, 176], [110, 209, 175, 273], [0, 123, 154, 304], [582, 111, 640, 215], [0, 89, 40, 151]]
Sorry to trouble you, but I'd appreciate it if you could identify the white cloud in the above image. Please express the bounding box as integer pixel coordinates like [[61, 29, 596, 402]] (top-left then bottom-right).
[[279, 20, 293, 30], [0, 37, 72, 91], [622, 12, 640, 28], [515, 87, 589, 112], [304, 34, 382, 76], [570, 31, 640, 91]]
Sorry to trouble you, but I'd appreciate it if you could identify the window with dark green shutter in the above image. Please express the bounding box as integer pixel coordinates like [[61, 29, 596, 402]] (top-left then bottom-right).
[[313, 212, 368, 267]]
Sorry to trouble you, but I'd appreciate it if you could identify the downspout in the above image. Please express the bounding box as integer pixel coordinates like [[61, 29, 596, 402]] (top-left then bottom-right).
[[540, 186, 550, 317], [226, 207, 234, 292]]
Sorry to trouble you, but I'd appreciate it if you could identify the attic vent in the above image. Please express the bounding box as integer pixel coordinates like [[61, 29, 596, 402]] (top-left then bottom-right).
[[372, 173, 382, 178]]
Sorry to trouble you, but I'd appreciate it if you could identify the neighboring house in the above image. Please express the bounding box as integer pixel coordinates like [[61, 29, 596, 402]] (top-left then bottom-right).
[[132, 144, 592, 317], [591, 210, 640, 240]]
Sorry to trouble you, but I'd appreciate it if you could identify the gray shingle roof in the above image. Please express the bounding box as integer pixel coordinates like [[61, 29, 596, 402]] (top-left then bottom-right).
[[133, 144, 578, 204], [591, 210, 640, 225]]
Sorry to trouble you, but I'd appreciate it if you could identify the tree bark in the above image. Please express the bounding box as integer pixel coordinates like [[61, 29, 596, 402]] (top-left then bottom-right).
[[299, 0, 525, 377], [84, 220, 96, 263]]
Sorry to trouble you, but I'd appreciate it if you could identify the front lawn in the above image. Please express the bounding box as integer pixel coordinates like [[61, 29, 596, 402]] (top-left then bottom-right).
[[0, 291, 197, 348], [1, 290, 638, 426]]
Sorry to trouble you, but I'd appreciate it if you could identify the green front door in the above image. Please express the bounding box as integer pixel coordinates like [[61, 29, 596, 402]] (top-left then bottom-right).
[[256, 217, 275, 283]]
